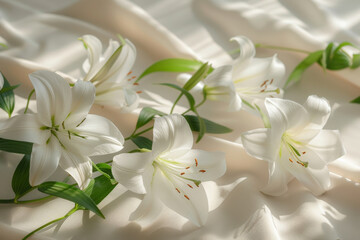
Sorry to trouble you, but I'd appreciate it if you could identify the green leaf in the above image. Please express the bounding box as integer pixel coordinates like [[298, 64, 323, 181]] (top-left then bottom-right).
[[159, 83, 196, 109], [351, 53, 360, 69], [136, 107, 166, 130], [80, 175, 117, 207], [38, 182, 104, 218], [137, 58, 203, 82], [12, 154, 32, 199], [194, 112, 206, 143], [285, 50, 323, 88], [0, 138, 33, 154], [182, 63, 210, 91], [350, 96, 360, 104], [131, 136, 153, 150], [0, 84, 20, 94], [184, 115, 232, 134], [0, 73, 16, 117]]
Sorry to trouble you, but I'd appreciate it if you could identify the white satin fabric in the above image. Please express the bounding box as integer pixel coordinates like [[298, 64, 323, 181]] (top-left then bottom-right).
[[0, 0, 359, 239]]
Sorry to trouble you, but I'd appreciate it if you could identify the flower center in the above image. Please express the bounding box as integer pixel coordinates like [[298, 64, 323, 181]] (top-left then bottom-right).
[[281, 133, 308, 168], [153, 155, 202, 200], [40, 115, 86, 149]]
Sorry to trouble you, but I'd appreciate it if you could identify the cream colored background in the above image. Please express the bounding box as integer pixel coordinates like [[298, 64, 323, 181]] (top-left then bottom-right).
[[0, 0, 359, 239]]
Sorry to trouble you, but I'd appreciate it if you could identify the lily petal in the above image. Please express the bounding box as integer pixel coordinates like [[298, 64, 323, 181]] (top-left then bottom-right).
[[112, 152, 153, 194], [74, 114, 124, 156], [29, 139, 61, 186], [265, 98, 308, 135], [231, 36, 256, 67], [0, 114, 49, 144], [261, 161, 293, 196], [303, 95, 331, 129], [153, 114, 193, 158], [59, 150, 92, 189], [204, 65, 242, 111], [65, 80, 95, 128], [81, 35, 103, 82], [204, 65, 233, 87], [29, 70, 72, 126], [154, 168, 208, 226], [94, 82, 139, 111], [169, 149, 226, 181], [106, 39, 136, 84], [129, 188, 163, 225], [307, 130, 346, 163], [123, 88, 140, 112], [282, 147, 331, 196], [241, 128, 279, 162]]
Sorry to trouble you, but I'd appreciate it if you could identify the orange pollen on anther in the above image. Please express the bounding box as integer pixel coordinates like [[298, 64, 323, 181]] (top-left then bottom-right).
[[289, 158, 293, 163], [131, 76, 136, 79], [260, 80, 269, 87], [296, 161, 304, 166], [302, 151, 306, 154], [180, 172, 185, 175], [133, 83, 139, 86], [185, 167, 190, 169], [127, 78, 131, 81], [199, 170, 206, 173], [136, 91, 142, 94], [195, 158, 198, 167], [270, 79, 274, 84], [184, 195, 190, 200], [187, 184, 193, 189], [127, 71, 132, 75], [176, 188, 180, 193], [260, 89, 265, 93]]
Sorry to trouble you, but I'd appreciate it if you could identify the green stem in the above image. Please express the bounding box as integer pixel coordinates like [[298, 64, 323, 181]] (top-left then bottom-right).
[[24, 89, 35, 114], [0, 191, 53, 204], [14, 186, 37, 203], [125, 126, 154, 141], [255, 43, 311, 54], [16, 195, 54, 204], [170, 94, 183, 114], [0, 199, 14, 204], [92, 161, 116, 184], [22, 205, 78, 240], [182, 96, 207, 115]]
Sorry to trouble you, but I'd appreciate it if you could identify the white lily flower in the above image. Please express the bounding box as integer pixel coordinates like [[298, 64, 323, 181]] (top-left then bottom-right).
[[241, 95, 345, 196], [176, 36, 285, 112], [112, 114, 226, 226], [79, 34, 139, 112], [177, 65, 242, 111], [231, 36, 285, 110], [0, 70, 124, 188]]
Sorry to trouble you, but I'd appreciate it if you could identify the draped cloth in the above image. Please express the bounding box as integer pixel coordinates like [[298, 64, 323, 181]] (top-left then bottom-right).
[[0, 0, 359, 239]]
